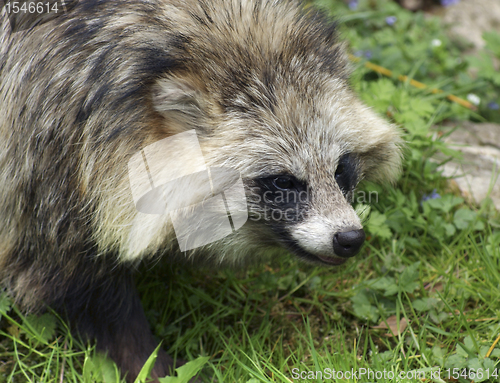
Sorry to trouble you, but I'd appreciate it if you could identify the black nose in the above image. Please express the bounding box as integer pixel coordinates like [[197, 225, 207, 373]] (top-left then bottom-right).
[[332, 229, 366, 258]]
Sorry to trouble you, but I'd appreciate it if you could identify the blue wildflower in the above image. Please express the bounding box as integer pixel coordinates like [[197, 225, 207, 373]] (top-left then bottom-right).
[[385, 16, 397, 26], [422, 189, 441, 202], [354, 50, 372, 59], [487, 102, 499, 110], [440, 0, 460, 6], [348, 0, 358, 10]]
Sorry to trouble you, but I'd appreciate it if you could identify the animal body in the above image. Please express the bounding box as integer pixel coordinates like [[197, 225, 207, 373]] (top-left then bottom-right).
[[0, 0, 402, 381]]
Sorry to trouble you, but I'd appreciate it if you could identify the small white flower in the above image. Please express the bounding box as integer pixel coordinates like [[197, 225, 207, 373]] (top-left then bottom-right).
[[431, 39, 442, 47], [467, 93, 481, 106]]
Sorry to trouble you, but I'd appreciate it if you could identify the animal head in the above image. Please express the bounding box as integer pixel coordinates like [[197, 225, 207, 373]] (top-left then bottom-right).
[[146, 0, 402, 265]]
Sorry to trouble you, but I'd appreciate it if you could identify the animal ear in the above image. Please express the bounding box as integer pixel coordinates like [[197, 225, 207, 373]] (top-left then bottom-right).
[[358, 133, 404, 185], [343, 101, 404, 185], [152, 76, 203, 121]]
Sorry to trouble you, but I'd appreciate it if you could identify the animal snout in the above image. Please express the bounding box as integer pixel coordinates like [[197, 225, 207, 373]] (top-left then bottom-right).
[[333, 229, 366, 258]]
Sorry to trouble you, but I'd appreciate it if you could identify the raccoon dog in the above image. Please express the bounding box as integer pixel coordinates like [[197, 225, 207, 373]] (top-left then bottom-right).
[[0, 0, 402, 380]]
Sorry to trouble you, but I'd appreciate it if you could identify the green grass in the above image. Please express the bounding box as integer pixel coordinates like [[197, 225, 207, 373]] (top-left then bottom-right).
[[2, 0, 500, 382]]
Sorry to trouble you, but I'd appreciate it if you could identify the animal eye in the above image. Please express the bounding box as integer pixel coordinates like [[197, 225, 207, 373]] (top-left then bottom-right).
[[334, 153, 359, 196], [273, 176, 294, 190], [335, 163, 344, 176]]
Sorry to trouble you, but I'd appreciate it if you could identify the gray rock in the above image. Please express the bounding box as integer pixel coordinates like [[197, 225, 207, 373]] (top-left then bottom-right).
[[438, 122, 500, 210], [442, 0, 500, 50], [438, 0, 500, 210]]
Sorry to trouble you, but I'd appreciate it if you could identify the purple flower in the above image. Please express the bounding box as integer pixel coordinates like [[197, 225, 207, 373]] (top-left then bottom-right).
[[354, 50, 372, 59], [487, 102, 499, 110], [422, 189, 441, 202], [385, 16, 397, 26], [348, 0, 358, 10], [440, 0, 460, 6]]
